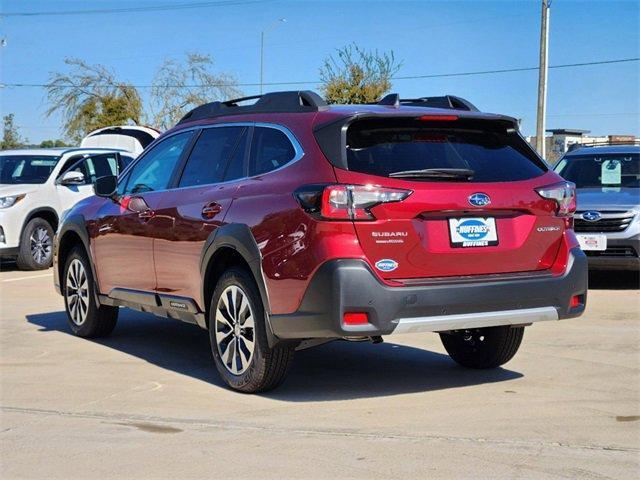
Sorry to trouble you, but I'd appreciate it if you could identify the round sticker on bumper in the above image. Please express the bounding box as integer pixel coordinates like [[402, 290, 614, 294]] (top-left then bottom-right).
[[375, 259, 398, 272]]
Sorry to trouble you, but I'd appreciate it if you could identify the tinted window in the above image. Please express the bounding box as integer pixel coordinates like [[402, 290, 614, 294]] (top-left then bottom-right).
[[249, 127, 296, 176], [555, 154, 639, 188], [66, 153, 120, 184], [178, 127, 246, 188], [123, 132, 192, 194], [345, 119, 546, 182], [0, 155, 59, 184]]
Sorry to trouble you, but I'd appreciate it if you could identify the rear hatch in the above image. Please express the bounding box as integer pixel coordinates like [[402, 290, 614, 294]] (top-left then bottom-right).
[[316, 115, 566, 280]]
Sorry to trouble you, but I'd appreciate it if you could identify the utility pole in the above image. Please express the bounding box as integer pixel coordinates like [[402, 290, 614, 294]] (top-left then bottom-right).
[[536, 0, 551, 159]]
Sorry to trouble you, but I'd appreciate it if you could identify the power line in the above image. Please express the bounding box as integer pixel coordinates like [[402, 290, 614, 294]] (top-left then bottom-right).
[[0, 0, 267, 17], [1, 57, 638, 89]]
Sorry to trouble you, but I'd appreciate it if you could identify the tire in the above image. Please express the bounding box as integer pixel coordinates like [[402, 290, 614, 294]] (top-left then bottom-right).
[[63, 246, 118, 338], [16, 217, 54, 270], [439, 326, 524, 369], [209, 267, 294, 393]]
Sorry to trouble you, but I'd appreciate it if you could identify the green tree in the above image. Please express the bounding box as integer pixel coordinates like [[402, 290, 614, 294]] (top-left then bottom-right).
[[45, 58, 143, 143], [39, 139, 71, 148], [150, 53, 242, 131], [1, 114, 27, 149], [319, 44, 402, 104]]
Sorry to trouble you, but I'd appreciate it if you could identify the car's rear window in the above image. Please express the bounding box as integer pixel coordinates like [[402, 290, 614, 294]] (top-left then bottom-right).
[[555, 153, 639, 188], [345, 118, 547, 182]]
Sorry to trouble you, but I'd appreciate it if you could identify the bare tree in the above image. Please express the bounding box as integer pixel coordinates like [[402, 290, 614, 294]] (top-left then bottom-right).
[[319, 44, 402, 104], [45, 58, 143, 142], [150, 53, 242, 130]]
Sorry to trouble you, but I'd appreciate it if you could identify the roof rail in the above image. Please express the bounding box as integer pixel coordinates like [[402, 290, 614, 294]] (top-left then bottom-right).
[[178, 90, 328, 124], [567, 140, 640, 151], [377, 93, 479, 112]]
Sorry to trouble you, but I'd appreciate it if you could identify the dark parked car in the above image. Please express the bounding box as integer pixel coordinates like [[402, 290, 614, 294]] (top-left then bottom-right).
[[53, 91, 587, 392]]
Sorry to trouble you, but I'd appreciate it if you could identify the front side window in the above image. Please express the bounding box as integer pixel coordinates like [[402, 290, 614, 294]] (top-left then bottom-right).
[[178, 127, 247, 188], [122, 132, 192, 194], [0, 155, 59, 184], [248, 127, 296, 176], [555, 154, 639, 188], [65, 153, 120, 185]]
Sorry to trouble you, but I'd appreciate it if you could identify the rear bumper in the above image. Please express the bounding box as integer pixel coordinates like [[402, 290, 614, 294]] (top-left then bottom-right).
[[269, 247, 588, 340]]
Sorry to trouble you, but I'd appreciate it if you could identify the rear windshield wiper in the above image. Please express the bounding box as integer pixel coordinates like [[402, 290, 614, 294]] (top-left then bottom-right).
[[388, 168, 474, 181]]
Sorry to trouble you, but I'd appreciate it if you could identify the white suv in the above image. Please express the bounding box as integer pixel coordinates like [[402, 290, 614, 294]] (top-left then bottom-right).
[[0, 148, 134, 270]]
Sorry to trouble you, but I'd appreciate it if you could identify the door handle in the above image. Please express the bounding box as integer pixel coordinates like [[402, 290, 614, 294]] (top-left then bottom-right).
[[202, 202, 222, 219]]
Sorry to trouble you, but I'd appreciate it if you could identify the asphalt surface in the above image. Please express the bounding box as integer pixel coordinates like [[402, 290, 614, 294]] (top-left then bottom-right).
[[0, 261, 638, 479]]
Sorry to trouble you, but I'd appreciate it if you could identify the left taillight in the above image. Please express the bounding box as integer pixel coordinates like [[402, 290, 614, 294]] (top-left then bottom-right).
[[535, 181, 576, 216], [294, 184, 412, 221]]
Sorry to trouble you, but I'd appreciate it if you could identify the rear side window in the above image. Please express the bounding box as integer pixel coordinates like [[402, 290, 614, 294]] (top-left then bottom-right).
[[249, 127, 296, 176], [178, 127, 246, 188], [345, 118, 546, 182]]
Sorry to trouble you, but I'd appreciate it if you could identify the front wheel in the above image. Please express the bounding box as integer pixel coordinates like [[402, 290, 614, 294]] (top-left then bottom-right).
[[63, 246, 118, 338], [16, 217, 54, 270], [209, 268, 294, 393], [439, 326, 524, 369]]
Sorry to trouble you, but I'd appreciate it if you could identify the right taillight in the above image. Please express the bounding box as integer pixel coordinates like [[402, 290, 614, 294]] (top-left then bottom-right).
[[295, 184, 411, 221], [535, 181, 576, 216]]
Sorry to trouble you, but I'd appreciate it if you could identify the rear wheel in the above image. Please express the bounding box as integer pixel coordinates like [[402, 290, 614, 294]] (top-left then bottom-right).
[[439, 326, 524, 369], [16, 217, 54, 270], [209, 268, 294, 393], [63, 246, 118, 338]]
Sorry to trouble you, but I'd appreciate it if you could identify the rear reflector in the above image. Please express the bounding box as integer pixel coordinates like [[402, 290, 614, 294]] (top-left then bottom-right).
[[570, 295, 582, 308], [343, 312, 369, 325]]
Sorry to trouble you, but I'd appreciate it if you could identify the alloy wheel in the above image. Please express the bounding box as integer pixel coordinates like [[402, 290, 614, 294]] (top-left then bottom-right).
[[30, 226, 52, 265], [214, 285, 256, 375], [66, 259, 89, 325]]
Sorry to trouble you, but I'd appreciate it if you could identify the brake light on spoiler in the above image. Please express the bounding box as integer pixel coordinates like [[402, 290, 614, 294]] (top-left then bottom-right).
[[295, 184, 412, 221]]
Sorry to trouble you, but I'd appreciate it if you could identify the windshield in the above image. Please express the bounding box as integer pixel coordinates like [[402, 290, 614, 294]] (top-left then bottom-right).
[[345, 119, 547, 182], [0, 155, 60, 184], [555, 154, 640, 188]]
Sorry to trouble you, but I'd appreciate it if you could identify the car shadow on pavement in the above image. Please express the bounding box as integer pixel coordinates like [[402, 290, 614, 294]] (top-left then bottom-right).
[[588, 270, 639, 290], [27, 309, 522, 401]]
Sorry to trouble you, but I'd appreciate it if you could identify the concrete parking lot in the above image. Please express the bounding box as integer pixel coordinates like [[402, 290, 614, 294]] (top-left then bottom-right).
[[0, 263, 638, 479]]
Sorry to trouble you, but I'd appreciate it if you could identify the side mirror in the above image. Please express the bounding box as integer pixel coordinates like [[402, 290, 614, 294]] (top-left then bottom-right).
[[93, 175, 118, 198], [58, 170, 85, 186]]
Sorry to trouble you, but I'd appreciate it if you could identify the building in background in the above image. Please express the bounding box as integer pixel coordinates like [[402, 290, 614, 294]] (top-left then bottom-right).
[[526, 129, 637, 164]]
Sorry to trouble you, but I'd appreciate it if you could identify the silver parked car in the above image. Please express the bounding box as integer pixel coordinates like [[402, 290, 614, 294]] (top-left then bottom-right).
[[555, 144, 639, 270]]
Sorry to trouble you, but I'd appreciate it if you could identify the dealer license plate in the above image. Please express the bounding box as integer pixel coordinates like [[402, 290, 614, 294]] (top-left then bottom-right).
[[448, 217, 498, 248], [576, 234, 607, 251]]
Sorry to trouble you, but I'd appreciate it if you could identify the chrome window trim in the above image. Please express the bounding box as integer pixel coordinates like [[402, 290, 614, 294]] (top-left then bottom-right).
[[119, 122, 305, 194]]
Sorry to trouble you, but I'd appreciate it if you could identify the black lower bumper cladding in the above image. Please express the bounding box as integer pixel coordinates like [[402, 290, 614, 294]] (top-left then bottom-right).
[[269, 248, 588, 340]]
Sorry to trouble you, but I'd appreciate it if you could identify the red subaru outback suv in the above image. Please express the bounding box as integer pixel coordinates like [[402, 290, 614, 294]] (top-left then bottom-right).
[[53, 91, 587, 393]]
